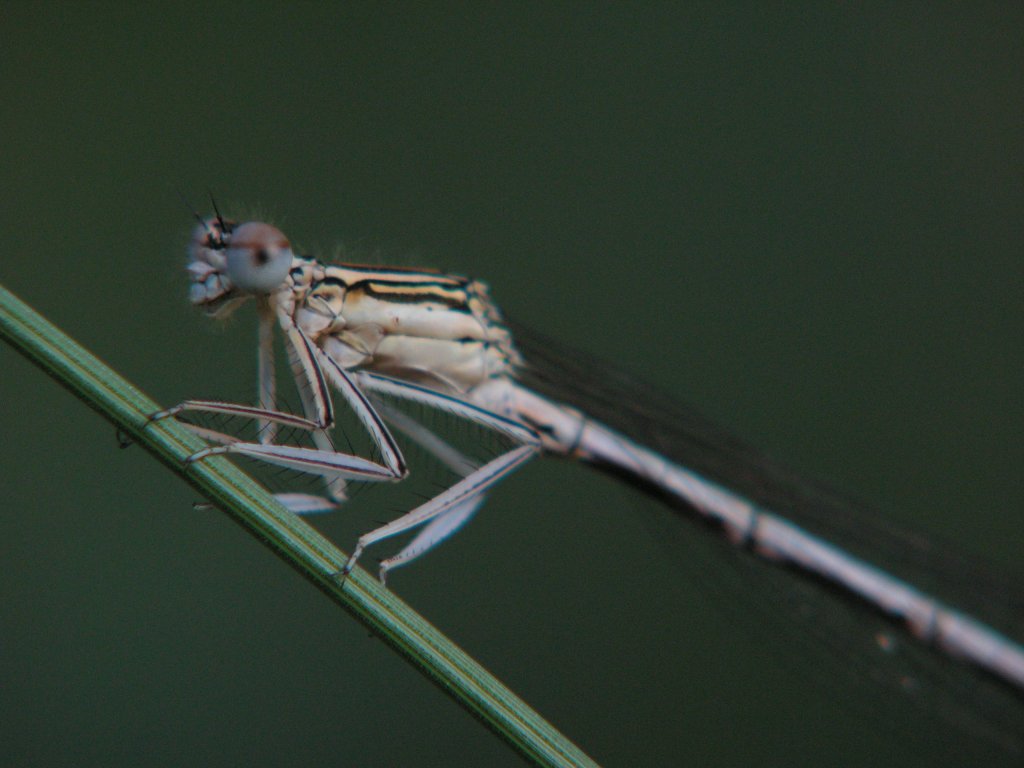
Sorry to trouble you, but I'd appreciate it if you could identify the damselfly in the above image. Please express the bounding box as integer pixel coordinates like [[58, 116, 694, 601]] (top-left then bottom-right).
[[153, 212, 1024, 715]]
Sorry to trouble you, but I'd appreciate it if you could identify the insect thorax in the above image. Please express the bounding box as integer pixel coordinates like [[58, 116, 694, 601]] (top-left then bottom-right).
[[287, 256, 523, 396]]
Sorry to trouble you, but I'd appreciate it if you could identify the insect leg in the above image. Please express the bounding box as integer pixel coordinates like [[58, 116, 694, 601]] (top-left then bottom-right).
[[342, 444, 537, 578], [257, 299, 278, 444], [378, 496, 485, 584]]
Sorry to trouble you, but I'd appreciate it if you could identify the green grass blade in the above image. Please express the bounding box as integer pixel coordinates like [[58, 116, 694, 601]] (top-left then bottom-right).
[[0, 283, 600, 768]]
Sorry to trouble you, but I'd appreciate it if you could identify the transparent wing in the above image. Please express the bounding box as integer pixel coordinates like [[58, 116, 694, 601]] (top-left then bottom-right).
[[510, 319, 1024, 751], [510, 320, 1024, 629]]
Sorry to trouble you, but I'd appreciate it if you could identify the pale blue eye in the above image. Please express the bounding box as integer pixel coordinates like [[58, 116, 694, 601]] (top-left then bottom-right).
[[224, 222, 294, 293]]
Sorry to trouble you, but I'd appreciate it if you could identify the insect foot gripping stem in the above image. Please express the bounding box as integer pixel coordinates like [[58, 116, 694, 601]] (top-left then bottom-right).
[[182, 445, 231, 468]]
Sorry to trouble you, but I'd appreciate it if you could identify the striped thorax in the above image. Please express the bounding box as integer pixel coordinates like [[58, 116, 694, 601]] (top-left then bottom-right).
[[187, 217, 522, 397]]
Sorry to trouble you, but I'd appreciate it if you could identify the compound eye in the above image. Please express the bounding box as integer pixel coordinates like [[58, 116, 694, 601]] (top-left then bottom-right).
[[223, 222, 294, 293]]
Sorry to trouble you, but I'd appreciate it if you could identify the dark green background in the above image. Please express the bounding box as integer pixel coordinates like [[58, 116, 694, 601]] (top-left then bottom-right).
[[2, 4, 1021, 766]]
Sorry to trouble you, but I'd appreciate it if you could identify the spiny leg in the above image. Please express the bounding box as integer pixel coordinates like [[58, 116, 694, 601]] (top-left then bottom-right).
[[378, 496, 485, 585], [150, 320, 335, 435], [265, 381, 490, 517], [354, 372, 539, 448], [151, 400, 323, 431], [152, 323, 407, 506], [279, 320, 348, 503], [369, 398, 485, 580], [279, 314, 335, 438], [150, 399, 371, 506], [171, 383, 407, 501], [313, 349, 406, 476], [339, 373, 543, 579], [369, 397, 477, 476], [342, 444, 538, 579]]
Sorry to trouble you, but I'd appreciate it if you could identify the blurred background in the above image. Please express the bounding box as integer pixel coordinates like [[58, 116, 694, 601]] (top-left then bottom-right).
[[1, 4, 1021, 766]]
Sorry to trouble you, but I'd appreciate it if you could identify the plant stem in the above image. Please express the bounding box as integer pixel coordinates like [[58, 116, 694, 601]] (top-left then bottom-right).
[[0, 283, 599, 768]]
